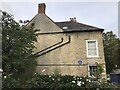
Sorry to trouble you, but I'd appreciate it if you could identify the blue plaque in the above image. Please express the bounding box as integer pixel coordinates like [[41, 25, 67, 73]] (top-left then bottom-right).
[[78, 59, 82, 65]]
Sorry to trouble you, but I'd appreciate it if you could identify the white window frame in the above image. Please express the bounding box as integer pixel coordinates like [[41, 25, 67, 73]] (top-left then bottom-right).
[[86, 40, 99, 58]]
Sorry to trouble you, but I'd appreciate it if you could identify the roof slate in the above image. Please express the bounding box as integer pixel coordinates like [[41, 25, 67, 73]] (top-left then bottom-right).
[[55, 21, 104, 32]]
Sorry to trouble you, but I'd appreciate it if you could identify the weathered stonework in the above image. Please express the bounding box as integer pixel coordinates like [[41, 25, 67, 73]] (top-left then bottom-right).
[[28, 3, 107, 80], [34, 31, 106, 79]]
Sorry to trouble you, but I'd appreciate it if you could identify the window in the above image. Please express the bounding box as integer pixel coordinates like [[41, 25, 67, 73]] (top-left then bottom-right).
[[86, 40, 99, 57], [88, 65, 97, 77], [62, 26, 68, 30]]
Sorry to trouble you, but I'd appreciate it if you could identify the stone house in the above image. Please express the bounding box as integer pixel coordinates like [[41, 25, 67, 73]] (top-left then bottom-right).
[[28, 3, 106, 79]]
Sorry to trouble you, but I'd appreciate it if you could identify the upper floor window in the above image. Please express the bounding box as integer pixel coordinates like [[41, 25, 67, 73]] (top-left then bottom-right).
[[86, 40, 99, 57]]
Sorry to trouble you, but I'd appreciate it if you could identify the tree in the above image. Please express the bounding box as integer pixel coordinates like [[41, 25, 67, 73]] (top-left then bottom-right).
[[103, 31, 120, 74], [2, 11, 39, 88]]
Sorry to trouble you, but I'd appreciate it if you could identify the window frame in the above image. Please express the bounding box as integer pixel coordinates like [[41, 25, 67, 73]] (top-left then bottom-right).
[[86, 40, 99, 58], [88, 64, 97, 77]]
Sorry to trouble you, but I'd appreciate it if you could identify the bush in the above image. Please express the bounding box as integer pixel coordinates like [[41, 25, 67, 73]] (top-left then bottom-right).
[[2, 73, 120, 89], [2, 75, 20, 89], [26, 73, 89, 89]]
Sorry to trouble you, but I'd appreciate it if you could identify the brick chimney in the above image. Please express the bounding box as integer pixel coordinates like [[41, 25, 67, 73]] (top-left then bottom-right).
[[38, 3, 46, 14]]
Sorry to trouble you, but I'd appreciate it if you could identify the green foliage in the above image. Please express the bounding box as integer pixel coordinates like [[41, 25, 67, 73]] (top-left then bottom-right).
[[103, 31, 120, 73], [2, 75, 20, 88], [96, 63, 103, 79], [26, 73, 88, 89], [26, 73, 119, 89], [97, 64, 103, 75], [2, 11, 38, 88]]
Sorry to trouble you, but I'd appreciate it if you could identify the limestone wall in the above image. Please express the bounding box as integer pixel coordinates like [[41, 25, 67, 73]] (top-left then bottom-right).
[[34, 31, 106, 79]]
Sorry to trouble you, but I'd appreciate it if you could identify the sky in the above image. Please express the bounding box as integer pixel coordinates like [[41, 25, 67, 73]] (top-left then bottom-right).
[[0, 0, 119, 37]]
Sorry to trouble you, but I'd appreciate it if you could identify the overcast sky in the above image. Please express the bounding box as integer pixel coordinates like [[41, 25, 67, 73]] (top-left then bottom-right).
[[0, 1, 119, 37]]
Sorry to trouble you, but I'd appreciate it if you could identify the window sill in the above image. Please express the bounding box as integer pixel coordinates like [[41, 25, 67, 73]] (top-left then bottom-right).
[[87, 56, 99, 59]]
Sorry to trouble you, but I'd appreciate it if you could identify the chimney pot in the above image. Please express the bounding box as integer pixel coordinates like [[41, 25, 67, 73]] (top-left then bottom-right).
[[38, 3, 46, 14], [70, 17, 77, 22], [70, 18, 73, 22], [74, 17, 77, 22]]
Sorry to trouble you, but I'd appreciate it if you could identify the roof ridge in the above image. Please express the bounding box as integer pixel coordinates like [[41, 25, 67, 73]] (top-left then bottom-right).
[[55, 21, 71, 23]]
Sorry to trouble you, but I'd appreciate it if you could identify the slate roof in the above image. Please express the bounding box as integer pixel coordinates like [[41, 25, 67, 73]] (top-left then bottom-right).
[[110, 69, 120, 74], [55, 21, 104, 32]]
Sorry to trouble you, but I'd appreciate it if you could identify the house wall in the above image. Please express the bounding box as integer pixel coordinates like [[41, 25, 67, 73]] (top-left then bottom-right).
[[34, 31, 106, 79], [28, 3, 106, 80], [27, 14, 63, 33]]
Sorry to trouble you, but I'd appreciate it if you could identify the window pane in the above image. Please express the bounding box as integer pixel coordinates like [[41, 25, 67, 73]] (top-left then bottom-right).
[[89, 66, 97, 77], [87, 41, 97, 56]]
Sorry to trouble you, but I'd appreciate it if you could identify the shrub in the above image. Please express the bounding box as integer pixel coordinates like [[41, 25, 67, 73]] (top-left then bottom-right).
[[3, 73, 120, 89]]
